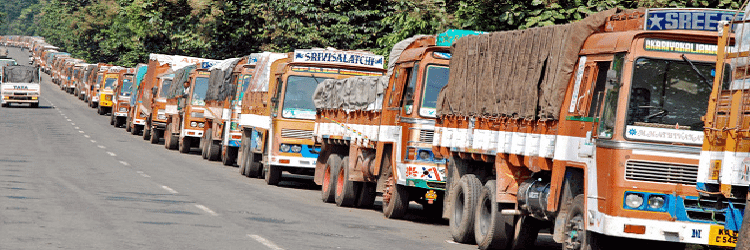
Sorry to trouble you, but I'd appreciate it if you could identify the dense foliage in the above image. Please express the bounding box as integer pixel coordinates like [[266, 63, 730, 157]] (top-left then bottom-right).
[[0, 0, 742, 67]]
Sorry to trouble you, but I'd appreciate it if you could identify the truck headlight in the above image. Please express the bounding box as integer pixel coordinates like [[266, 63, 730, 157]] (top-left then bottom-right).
[[648, 195, 666, 209], [198, 122, 204, 128], [291, 145, 302, 153], [190, 121, 198, 127], [625, 193, 644, 208], [279, 144, 291, 152]]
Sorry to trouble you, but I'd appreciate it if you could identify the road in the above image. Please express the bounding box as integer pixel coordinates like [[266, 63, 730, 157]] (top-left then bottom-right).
[[0, 47, 561, 250]]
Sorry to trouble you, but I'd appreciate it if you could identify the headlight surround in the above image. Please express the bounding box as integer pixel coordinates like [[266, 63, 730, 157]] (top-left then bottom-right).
[[190, 121, 198, 127], [648, 195, 666, 209], [625, 193, 644, 208]]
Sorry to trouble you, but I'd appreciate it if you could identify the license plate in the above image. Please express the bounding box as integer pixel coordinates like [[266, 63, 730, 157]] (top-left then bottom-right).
[[709, 225, 737, 247]]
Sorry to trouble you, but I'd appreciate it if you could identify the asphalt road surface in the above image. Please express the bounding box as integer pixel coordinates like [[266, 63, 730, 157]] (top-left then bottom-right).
[[0, 47, 561, 249]]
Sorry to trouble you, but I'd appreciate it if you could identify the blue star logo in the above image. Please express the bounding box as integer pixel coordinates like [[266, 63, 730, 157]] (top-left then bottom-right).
[[628, 128, 637, 136], [295, 53, 304, 59]]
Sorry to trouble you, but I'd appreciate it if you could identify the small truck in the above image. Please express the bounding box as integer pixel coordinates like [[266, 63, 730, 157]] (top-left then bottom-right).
[[1, 65, 41, 108], [87, 64, 112, 108], [125, 64, 149, 135], [110, 67, 136, 127]]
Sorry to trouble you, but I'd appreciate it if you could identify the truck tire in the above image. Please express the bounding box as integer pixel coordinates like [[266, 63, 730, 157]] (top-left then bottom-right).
[[265, 165, 281, 185], [143, 126, 151, 140], [246, 154, 262, 178], [355, 182, 376, 208], [382, 178, 409, 219], [165, 130, 179, 150], [30, 103, 38, 108], [474, 180, 514, 249], [562, 195, 602, 250], [450, 174, 481, 243], [208, 140, 221, 161], [202, 129, 210, 159], [222, 146, 238, 166], [321, 153, 341, 203], [115, 117, 124, 128], [179, 137, 192, 154], [110, 113, 115, 125], [335, 156, 361, 207], [98, 106, 104, 115], [126, 118, 132, 132]]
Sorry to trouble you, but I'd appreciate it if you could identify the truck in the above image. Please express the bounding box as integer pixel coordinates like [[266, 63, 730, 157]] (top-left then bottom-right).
[[125, 63, 149, 135], [139, 54, 217, 145], [1, 65, 41, 108], [50, 54, 72, 85], [310, 34, 465, 217], [71, 63, 88, 98], [201, 56, 253, 165], [44, 52, 69, 74], [431, 8, 741, 249], [698, 5, 750, 249], [235, 49, 385, 186], [162, 59, 220, 153], [110, 67, 136, 127], [59, 58, 85, 93], [85, 63, 112, 108], [98, 66, 129, 115]]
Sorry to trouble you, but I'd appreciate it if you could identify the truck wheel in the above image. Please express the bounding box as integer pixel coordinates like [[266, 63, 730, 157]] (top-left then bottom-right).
[[450, 174, 482, 243], [30, 103, 38, 108], [335, 156, 361, 207], [321, 153, 341, 203], [166, 130, 179, 150], [382, 176, 409, 219], [1, 103, 6, 108], [264, 165, 281, 185], [110, 114, 115, 125], [474, 180, 514, 249], [355, 182, 376, 208], [208, 140, 221, 161], [179, 137, 192, 154], [98, 106, 104, 115], [222, 146, 237, 166], [125, 117, 132, 132], [562, 195, 602, 250], [115, 117, 123, 128], [143, 126, 152, 141], [247, 155, 262, 178], [202, 129, 210, 159]]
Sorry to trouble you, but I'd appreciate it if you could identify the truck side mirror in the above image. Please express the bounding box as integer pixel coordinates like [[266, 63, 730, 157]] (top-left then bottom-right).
[[606, 70, 619, 88], [270, 97, 278, 104], [152, 86, 158, 95]]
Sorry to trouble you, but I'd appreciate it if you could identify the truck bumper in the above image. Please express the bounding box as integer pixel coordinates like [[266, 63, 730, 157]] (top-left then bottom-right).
[[181, 129, 203, 138], [590, 212, 735, 247], [152, 121, 167, 130], [269, 155, 317, 169], [134, 118, 145, 126]]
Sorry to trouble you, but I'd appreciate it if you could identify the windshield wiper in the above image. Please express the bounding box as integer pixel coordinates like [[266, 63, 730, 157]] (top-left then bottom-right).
[[310, 74, 321, 85], [681, 54, 712, 88]]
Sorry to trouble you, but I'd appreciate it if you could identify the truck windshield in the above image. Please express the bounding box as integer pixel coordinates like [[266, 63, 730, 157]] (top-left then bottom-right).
[[159, 79, 172, 98], [282, 75, 331, 120], [119, 78, 133, 96], [626, 57, 728, 143], [191, 77, 210, 106], [104, 78, 116, 89], [419, 65, 449, 117], [240, 74, 252, 93]]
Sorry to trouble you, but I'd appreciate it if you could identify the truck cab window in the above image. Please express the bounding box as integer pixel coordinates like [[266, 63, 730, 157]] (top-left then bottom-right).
[[588, 61, 611, 118], [597, 53, 624, 139], [401, 61, 419, 115]]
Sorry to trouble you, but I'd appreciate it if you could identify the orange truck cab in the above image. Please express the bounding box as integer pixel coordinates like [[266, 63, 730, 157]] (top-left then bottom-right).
[[50, 55, 71, 85], [311, 34, 465, 218], [163, 61, 220, 153], [201, 56, 253, 165], [125, 64, 149, 135], [110, 67, 136, 127], [237, 49, 385, 186], [60, 59, 84, 93], [432, 8, 741, 249], [139, 54, 218, 145], [71, 63, 88, 98]]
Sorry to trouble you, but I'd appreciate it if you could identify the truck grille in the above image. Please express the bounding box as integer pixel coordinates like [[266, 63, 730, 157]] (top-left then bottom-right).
[[419, 130, 434, 144], [682, 196, 745, 223], [281, 129, 313, 140], [625, 160, 698, 185]]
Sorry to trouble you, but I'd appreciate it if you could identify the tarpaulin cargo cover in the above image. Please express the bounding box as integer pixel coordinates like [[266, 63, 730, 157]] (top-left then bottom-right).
[[206, 57, 242, 102], [436, 8, 617, 119], [4, 65, 38, 83]]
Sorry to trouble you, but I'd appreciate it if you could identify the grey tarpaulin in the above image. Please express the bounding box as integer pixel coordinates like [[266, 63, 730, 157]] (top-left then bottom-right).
[[436, 8, 618, 119], [166, 64, 196, 98], [205, 57, 241, 101], [311, 35, 429, 111], [4, 65, 38, 83], [312, 76, 387, 110]]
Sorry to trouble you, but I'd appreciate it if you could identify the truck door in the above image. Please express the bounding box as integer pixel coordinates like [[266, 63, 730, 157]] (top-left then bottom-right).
[[383, 61, 420, 170]]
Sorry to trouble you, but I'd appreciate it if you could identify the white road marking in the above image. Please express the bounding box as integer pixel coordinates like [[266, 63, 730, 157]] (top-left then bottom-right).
[[97, 145, 105, 149], [84, 135, 90, 138], [194, 204, 218, 216], [106, 152, 116, 157], [66, 119, 71, 121], [90, 140, 96, 143], [78, 131, 84, 133], [139, 173, 151, 178], [74, 127, 79, 129], [71, 123, 75, 125], [161, 186, 178, 194], [119, 161, 129, 166], [247, 235, 284, 250]]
